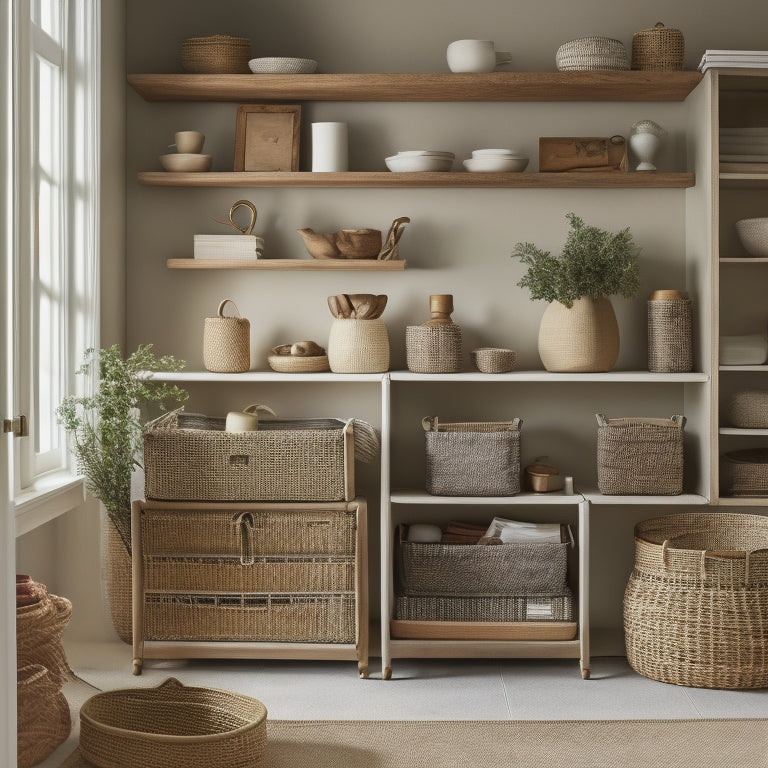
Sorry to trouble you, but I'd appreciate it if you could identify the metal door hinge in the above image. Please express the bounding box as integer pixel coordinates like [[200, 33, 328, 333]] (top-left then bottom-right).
[[3, 414, 28, 437]]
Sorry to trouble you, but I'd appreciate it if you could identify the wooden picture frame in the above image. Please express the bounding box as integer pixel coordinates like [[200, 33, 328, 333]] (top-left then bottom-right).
[[234, 104, 301, 171]]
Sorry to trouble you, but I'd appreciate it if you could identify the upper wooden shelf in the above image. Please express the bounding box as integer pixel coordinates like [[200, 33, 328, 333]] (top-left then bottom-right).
[[139, 171, 695, 189], [167, 258, 405, 271], [127, 71, 703, 103]]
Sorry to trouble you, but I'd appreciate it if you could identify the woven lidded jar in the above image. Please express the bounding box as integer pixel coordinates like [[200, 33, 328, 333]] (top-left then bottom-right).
[[328, 318, 390, 373], [203, 299, 250, 373], [631, 22, 684, 71], [647, 289, 693, 373]]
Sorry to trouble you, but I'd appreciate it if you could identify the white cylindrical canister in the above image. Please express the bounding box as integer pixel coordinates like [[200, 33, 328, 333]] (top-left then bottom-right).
[[312, 122, 349, 171]]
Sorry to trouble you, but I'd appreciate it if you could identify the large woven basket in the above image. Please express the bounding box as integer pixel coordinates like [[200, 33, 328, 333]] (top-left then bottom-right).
[[80, 677, 267, 768], [596, 413, 685, 495], [726, 389, 768, 429], [556, 36, 630, 71], [631, 22, 684, 70], [327, 318, 390, 373], [395, 592, 574, 622], [181, 35, 251, 74], [423, 416, 521, 496], [406, 324, 462, 373], [625, 512, 768, 689], [647, 296, 693, 373], [16, 591, 72, 688], [721, 447, 768, 497]]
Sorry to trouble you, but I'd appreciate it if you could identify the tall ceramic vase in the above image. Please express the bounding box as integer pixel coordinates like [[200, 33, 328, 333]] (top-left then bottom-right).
[[537, 296, 619, 372]]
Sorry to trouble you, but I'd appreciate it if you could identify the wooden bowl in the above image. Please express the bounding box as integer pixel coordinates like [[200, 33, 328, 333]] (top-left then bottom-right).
[[159, 153, 212, 172]]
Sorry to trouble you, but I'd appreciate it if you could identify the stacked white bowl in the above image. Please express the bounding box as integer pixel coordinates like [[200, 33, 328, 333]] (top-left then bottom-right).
[[463, 148, 529, 173], [385, 151, 455, 172]]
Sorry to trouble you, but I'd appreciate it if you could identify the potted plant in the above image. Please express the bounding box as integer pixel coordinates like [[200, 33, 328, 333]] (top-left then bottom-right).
[[57, 344, 188, 640], [511, 212, 640, 372]]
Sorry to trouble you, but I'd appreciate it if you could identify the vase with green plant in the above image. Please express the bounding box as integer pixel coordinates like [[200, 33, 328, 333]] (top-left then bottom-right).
[[56, 344, 188, 641], [511, 212, 640, 372]]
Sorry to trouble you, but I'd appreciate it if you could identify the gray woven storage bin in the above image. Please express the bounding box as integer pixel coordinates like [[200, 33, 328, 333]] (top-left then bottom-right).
[[406, 324, 462, 373], [394, 592, 574, 622], [721, 448, 768, 497], [556, 36, 630, 71], [423, 416, 521, 496], [647, 298, 693, 372], [396, 527, 569, 596], [596, 413, 685, 495], [727, 389, 768, 429], [625, 512, 768, 689]]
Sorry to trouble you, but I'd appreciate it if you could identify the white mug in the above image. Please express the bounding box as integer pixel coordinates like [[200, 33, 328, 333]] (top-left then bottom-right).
[[225, 403, 277, 432], [174, 130, 205, 154], [446, 39, 511, 73]]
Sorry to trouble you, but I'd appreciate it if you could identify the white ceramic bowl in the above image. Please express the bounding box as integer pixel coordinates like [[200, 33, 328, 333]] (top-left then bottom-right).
[[248, 57, 318, 74], [396, 150, 455, 158], [463, 156, 529, 173], [735, 217, 768, 256], [385, 154, 454, 172], [471, 148, 525, 157], [720, 334, 768, 365], [159, 153, 212, 172]]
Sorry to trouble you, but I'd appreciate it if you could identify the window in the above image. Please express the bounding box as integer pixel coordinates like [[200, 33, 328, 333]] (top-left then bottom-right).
[[12, 0, 99, 497]]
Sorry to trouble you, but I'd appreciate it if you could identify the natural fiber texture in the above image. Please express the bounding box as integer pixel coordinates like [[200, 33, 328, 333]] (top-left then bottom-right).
[[647, 299, 693, 373], [181, 35, 252, 74], [632, 23, 685, 70], [79, 678, 267, 768], [405, 324, 462, 373], [625, 512, 768, 689], [327, 318, 390, 373], [267, 354, 330, 373], [721, 448, 768, 497], [396, 538, 569, 596], [727, 389, 768, 429], [58, 717, 768, 768], [394, 592, 574, 622], [17, 593, 72, 688], [203, 308, 250, 373], [144, 412, 353, 502], [471, 347, 517, 373], [556, 36, 630, 71], [735, 217, 768, 256], [423, 417, 521, 496], [17, 664, 71, 768], [103, 521, 132, 644], [596, 414, 685, 495]]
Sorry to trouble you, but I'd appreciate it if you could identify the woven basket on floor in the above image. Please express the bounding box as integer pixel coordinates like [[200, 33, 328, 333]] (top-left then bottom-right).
[[556, 36, 630, 71], [16, 591, 72, 688], [17, 664, 71, 768], [181, 35, 251, 74], [726, 389, 768, 429], [625, 512, 768, 689], [406, 324, 462, 373], [80, 677, 267, 768], [647, 295, 693, 373], [721, 447, 768, 497], [631, 22, 684, 70], [596, 413, 685, 495], [327, 318, 390, 373]]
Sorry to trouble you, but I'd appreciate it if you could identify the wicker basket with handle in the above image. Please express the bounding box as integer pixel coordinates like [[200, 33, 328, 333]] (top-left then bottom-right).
[[203, 299, 250, 373]]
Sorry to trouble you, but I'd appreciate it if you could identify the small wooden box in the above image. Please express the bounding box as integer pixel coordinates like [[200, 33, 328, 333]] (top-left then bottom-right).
[[539, 136, 627, 172]]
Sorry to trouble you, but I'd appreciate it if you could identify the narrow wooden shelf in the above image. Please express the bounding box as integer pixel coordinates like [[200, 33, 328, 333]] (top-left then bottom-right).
[[128, 71, 703, 103], [719, 427, 768, 436], [167, 258, 405, 271], [139, 170, 695, 189], [389, 370, 709, 383], [390, 489, 583, 505], [719, 365, 768, 372], [720, 257, 768, 263]]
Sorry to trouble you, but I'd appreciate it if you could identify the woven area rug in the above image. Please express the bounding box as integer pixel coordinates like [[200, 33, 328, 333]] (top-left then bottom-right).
[[59, 717, 768, 768]]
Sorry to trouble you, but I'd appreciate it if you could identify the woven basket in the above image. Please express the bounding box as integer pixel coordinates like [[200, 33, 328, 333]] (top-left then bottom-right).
[[327, 318, 390, 373], [721, 448, 768, 497], [596, 413, 685, 495], [103, 519, 133, 644], [394, 592, 574, 622], [556, 36, 630, 71], [80, 677, 267, 768], [267, 353, 330, 373], [624, 512, 768, 689], [181, 35, 251, 74], [16, 592, 72, 688], [17, 664, 71, 768], [647, 296, 693, 373], [423, 416, 521, 496], [727, 389, 768, 429], [203, 299, 250, 373], [471, 347, 517, 373], [406, 324, 462, 373], [631, 22, 684, 71]]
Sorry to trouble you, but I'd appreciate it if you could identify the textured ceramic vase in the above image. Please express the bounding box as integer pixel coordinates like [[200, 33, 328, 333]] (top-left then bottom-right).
[[538, 296, 619, 372]]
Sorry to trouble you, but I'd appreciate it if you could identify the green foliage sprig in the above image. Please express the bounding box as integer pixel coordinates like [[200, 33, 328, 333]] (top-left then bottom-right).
[[56, 344, 188, 553], [511, 212, 640, 308]]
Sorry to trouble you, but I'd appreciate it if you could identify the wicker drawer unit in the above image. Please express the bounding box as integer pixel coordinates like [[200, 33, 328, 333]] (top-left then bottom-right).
[[131, 499, 369, 678]]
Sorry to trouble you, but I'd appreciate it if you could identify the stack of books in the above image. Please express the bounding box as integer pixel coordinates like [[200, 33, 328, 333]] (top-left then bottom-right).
[[193, 234, 264, 260], [699, 50, 768, 72]]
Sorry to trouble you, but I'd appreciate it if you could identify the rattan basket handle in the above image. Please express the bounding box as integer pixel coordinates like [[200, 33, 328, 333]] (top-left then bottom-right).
[[156, 677, 184, 690], [232, 511, 256, 565], [217, 298, 243, 318]]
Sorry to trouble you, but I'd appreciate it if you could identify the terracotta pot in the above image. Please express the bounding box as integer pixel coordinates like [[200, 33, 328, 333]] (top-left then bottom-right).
[[538, 296, 619, 372]]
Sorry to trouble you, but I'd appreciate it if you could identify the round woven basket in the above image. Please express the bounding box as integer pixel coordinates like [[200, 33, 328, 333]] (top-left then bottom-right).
[[721, 447, 768, 497], [631, 22, 684, 71], [181, 35, 251, 74], [267, 353, 330, 372], [80, 677, 268, 768], [625, 512, 768, 689], [727, 389, 768, 429], [471, 347, 517, 373], [17, 591, 72, 688], [203, 299, 250, 373], [327, 318, 390, 373], [647, 297, 693, 373], [556, 36, 630, 71], [406, 324, 462, 373]]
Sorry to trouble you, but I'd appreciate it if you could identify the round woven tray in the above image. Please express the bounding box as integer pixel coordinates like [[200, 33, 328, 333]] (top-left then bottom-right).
[[556, 36, 630, 71], [625, 512, 768, 688], [79, 677, 268, 768], [267, 354, 330, 373]]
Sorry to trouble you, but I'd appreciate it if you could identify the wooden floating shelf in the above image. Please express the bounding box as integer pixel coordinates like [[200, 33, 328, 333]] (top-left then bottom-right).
[[720, 257, 768, 263], [128, 71, 703, 103], [141, 171, 695, 189], [167, 258, 406, 270]]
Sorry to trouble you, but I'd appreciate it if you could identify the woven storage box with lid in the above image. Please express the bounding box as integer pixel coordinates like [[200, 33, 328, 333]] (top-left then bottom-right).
[[423, 416, 521, 496], [181, 34, 251, 74], [596, 413, 685, 495], [726, 389, 768, 429], [624, 512, 768, 689], [80, 677, 267, 768], [631, 22, 684, 70], [556, 36, 630, 71], [143, 410, 367, 502], [721, 448, 768, 497]]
